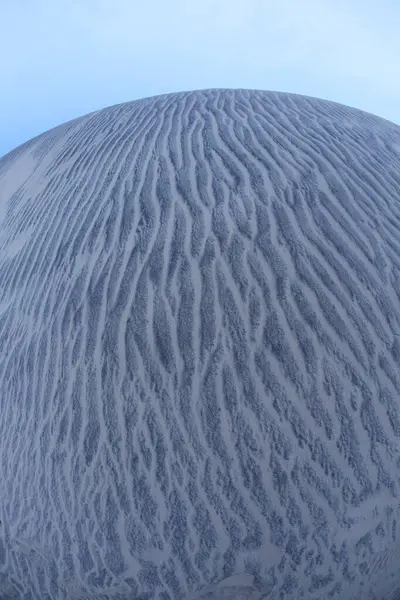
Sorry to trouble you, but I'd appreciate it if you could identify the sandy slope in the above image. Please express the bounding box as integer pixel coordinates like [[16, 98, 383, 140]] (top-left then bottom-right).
[[0, 89, 400, 599]]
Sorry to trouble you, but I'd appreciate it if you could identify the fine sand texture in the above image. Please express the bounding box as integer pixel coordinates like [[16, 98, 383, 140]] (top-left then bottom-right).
[[1, 89, 400, 599]]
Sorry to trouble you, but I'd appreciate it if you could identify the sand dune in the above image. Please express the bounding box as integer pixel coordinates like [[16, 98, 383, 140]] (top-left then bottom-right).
[[1, 89, 400, 599]]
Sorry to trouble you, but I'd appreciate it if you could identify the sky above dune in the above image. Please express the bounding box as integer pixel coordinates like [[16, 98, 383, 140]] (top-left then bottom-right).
[[1, 0, 399, 158]]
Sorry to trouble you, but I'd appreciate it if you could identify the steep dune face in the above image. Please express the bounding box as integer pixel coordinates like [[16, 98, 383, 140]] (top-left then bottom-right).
[[0, 89, 400, 599]]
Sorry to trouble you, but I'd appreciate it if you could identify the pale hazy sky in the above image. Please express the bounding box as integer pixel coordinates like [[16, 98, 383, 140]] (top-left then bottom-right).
[[1, 0, 399, 158]]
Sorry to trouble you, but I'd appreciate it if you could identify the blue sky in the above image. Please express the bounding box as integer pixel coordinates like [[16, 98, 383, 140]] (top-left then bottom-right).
[[1, 0, 399, 158]]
